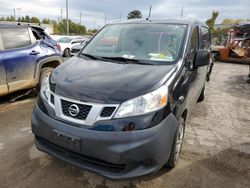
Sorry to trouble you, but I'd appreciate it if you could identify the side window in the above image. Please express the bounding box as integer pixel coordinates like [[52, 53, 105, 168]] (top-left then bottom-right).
[[190, 26, 199, 64], [201, 27, 211, 49], [1, 27, 31, 50]]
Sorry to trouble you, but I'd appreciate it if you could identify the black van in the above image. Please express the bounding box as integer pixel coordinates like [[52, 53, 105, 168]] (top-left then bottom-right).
[[32, 19, 212, 179]]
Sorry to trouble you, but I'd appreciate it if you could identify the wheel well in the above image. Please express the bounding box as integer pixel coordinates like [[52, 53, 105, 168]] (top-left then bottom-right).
[[41, 61, 60, 69], [181, 109, 188, 122]]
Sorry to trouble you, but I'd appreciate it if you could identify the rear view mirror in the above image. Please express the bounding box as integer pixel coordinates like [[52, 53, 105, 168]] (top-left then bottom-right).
[[194, 49, 210, 67]]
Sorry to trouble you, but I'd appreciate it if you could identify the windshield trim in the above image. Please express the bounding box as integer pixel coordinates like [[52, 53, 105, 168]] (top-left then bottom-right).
[[78, 23, 188, 65]]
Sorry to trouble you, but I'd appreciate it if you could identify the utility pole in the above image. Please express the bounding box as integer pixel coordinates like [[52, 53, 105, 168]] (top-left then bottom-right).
[[66, 0, 69, 35], [119, 12, 122, 20], [16, 8, 21, 19], [13, 8, 16, 20], [60, 7, 63, 22], [181, 7, 184, 20], [80, 11, 82, 25], [104, 13, 107, 24]]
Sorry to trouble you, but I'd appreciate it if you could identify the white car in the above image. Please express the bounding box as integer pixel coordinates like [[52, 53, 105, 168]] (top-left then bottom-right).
[[57, 36, 87, 57]]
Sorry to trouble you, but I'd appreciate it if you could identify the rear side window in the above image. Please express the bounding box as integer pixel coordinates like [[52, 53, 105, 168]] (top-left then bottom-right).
[[1, 27, 31, 49], [200, 27, 211, 49]]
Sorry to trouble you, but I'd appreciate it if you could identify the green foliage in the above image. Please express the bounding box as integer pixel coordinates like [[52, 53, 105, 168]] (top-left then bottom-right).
[[222, 18, 247, 24], [206, 11, 219, 31], [5, 16, 15, 21], [53, 19, 86, 35], [127, 10, 142, 19], [42, 18, 50, 24], [1, 15, 86, 35], [30, 17, 40, 23], [86, 29, 98, 35], [24, 15, 31, 22]]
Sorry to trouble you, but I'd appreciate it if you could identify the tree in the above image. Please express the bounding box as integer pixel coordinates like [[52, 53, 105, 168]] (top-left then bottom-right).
[[222, 18, 245, 24], [42, 18, 50, 24], [21, 16, 25, 22], [30, 17, 40, 23], [206, 11, 219, 31], [5, 16, 15, 21], [24, 15, 31, 23], [127, 10, 142, 19], [0, 17, 6, 21], [53, 19, 86, 35]]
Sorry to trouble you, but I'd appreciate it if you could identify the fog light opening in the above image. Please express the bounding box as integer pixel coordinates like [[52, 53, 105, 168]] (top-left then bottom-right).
[[122, 122, 135, 132]]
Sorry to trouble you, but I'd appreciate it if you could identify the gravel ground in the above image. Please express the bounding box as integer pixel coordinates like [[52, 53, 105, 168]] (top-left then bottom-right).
[[0, 62, 249, 188]]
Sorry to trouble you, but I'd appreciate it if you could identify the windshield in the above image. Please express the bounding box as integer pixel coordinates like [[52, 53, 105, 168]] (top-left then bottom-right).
[[81, 23, 187, 64], [58, 37, 73, 43]]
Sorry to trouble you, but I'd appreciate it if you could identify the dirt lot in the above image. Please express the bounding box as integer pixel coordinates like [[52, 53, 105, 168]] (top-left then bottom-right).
[[0, 62, 249, 188]]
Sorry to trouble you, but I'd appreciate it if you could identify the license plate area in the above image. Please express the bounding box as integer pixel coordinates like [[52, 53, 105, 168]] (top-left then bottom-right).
[[52, 130, 81, 152]]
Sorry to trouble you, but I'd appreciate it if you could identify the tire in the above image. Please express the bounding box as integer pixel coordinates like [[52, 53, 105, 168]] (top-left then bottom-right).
[[37, 67, 54, 91], [63, 48, 71, 57], [167, 117, 185, 168], [198, 84, 206, 102]]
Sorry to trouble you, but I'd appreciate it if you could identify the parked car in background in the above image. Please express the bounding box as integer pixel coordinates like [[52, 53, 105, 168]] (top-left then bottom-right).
[[57, 36, 87, 57], [0, 23, 63, 97], [70, 41, 88, 56], [32, 19, 212, 179]]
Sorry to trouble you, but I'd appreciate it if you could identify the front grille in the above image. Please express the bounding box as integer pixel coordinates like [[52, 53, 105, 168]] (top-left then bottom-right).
[[36, 136, 125, 174], [100, 107, 116, 117], [61, 99, 92, 120], [50, 94, 55, 104]]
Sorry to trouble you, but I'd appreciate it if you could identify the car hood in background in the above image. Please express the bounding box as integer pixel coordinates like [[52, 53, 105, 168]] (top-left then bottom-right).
[[51, 57, 176, 103]]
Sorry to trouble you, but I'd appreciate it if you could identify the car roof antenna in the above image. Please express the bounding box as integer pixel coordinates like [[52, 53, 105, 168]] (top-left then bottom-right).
[[146, 5, 152, 21]]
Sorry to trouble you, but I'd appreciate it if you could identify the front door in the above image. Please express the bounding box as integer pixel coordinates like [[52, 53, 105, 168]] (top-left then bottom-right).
[[186, 26, 203, 111], [0, 53, 8, 96], [1, 27, 39, 93]]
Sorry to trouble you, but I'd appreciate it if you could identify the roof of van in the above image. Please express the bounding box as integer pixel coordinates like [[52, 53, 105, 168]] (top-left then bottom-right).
[[110, 19, 208, 27]]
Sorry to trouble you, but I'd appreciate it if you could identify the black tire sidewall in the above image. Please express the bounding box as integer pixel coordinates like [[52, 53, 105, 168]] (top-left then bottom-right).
[[198, 83, 206, 102], [64, 48, 70, 57], [167, 117, 185, 168]]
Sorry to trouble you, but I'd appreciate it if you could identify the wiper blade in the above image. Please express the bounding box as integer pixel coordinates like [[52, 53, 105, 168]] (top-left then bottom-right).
[[101, 56, 150, 65], [80, 53, 108, 61]]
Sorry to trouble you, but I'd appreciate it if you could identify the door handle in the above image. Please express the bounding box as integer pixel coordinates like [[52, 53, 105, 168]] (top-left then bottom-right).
[[30, 50, 40, 55]]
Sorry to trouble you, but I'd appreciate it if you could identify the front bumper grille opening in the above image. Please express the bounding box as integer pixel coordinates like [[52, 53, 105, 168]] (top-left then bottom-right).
[[36, 136, 125, 174], [50, 94, 55, 104], [100, 107, 116, 117], [61, 100, 92, 120]]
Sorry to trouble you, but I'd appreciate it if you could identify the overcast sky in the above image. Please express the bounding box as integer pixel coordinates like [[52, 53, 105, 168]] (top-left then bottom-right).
[[0, 0, 250, 28]]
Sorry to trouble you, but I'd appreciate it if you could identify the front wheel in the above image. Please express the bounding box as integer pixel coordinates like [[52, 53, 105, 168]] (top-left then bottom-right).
[[198, 84, 206, 102], [63, 48, 71, 57], [167, 117, 185, 168]]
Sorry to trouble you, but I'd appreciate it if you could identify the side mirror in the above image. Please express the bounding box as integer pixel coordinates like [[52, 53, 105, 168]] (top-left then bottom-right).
[[194, 49, 210, 67]]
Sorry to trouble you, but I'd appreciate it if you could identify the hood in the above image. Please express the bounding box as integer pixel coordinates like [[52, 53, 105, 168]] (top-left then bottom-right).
[[51, 57, 175, 104]]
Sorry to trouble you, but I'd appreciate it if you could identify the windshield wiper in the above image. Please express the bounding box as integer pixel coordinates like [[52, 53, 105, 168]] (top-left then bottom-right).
[[80, 53, 109, 62], [101, 56, 151, 65]]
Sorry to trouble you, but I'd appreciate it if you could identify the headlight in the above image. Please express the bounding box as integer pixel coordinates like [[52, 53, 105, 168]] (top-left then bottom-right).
[[114, 85, 168, 118], [40, 74, 50, 100]]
